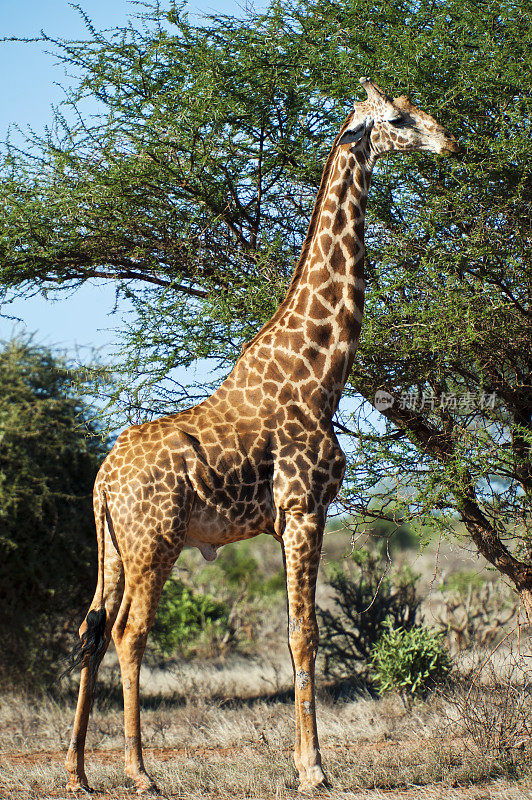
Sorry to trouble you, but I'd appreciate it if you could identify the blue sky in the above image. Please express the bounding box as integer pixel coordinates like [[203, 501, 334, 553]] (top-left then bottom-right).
[[0, 0, 259, 357]]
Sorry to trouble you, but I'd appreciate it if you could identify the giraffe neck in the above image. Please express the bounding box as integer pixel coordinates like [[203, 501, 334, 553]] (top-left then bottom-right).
[[225, 141, 376, 422], [238, 143, 374, 418], [285, 146, 374, 416]]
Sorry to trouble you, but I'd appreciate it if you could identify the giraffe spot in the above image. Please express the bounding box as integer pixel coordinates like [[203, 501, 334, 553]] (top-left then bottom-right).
[[296, 286, 311, 309], [292, 360, 311, 381], [246, 371, 262, 388], [337, 180, 352, 203], [253, 381, 270, 398], [309, 296, 331, 321], [294, 453, 310, 471], [351, 286, 365, 307], [228, 390, 244, 407], [237, 484, 254, 502], [332, 209, 347, 236], [286, 314, 302, 330], [306, 320, 333, 348], [332, 458, 346, 479], [282, 460, 297, 479], [330, 242, 346, 272], [302, 347, 327, 374], [285, 422, 305, 441], [245, 388, 263, 406], [343, 235, 360, 259], [265, 361, 285, 384], [319, 232, 332, 254]]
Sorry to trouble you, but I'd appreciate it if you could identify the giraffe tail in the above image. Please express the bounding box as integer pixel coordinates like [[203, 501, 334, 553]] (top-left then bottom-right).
[[59, 490, 108, 686]]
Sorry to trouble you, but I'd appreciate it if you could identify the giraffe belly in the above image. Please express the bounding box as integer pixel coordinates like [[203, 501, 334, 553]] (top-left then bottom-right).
[[185, 496, 275, 548]]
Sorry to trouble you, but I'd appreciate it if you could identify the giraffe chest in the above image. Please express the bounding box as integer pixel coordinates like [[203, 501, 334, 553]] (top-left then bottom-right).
[[182, 435, 276, 537]]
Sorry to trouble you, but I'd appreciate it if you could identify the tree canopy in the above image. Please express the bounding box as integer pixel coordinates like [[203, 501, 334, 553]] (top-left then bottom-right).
[[1, 0, 531, 604]]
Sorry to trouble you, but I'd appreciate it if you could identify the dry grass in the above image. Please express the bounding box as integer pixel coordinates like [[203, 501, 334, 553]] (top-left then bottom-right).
[[2, 681, 532, 800], [3, 535, 532, 799]]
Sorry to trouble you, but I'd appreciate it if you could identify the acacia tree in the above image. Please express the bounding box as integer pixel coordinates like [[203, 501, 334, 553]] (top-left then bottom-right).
[[0, 340, 108, 687], [1, 1, 531, 609]]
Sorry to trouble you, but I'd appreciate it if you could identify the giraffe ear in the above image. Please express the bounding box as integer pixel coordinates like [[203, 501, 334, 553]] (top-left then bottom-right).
[[338, 124, 366, 145], [338, 115, 373, 146]]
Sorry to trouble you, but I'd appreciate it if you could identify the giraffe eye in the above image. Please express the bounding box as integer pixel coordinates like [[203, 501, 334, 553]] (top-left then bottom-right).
[[389, 116, 408, 128]]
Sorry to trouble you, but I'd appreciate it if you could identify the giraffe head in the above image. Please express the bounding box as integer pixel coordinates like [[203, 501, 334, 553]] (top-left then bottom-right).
[[338, 77, 460, 157]]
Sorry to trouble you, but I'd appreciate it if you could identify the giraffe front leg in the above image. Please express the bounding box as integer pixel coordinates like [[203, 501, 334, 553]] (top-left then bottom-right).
[[283, 512, 327, 792]]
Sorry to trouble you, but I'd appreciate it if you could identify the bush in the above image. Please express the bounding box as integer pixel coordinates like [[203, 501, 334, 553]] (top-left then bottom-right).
[[367, 516, 419, 555], [214, 542, 285, 598], [165, 538, 286, 658], [151, 576, 229, 657], [318, 549, 420, 678], [371, 621, 452, 699], [442, 652, 532, 776], [0, 339, 108, 689], [431, 579, 516, 655]]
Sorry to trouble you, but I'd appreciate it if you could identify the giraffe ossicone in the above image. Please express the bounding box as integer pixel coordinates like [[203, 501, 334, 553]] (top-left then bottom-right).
[[64, 78, 459, 795]]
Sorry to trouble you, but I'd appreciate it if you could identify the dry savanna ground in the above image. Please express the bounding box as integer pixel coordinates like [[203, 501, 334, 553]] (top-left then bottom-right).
[[2, 530, 532, 800]]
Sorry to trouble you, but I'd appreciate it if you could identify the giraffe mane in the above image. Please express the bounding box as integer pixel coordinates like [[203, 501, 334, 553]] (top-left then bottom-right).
[[237, 113, 355, 361]]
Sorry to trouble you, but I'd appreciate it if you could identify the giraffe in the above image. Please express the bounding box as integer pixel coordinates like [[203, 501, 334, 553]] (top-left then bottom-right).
[[64, 77, 460, 795]]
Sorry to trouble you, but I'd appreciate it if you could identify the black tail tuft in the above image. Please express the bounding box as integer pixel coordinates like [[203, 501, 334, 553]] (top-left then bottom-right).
[[60, 608, 107, 691]]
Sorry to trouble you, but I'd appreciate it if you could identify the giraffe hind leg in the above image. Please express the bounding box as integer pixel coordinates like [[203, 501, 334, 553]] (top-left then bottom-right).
[[65, 552, 124, 792], [111, 543, 182, 795]]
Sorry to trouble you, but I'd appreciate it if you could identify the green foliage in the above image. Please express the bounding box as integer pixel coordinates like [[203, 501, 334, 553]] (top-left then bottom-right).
[[366, 515, 419, 555], [442, 570, 487, 595], [0, 339, 108, 688], [213, 542, 285, 598], [151, 576, 229, 657], [318, 549, 420, 678], [371, 621, 452, 698], [150, 539, 286, 658], [1, 0, 531, 582], [326, 513, 419, 553]]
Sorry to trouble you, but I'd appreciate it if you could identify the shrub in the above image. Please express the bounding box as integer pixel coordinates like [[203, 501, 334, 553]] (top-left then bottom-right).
[[430, 580, 516, 655], [318, 549, 420, 678], [442, 652, 532, 776], [151, 576, 229, 657], [0, 340, 108, 689], [371, 621, 452, 699], [211, 541, 285, 598], [367, 516, 419, 555]]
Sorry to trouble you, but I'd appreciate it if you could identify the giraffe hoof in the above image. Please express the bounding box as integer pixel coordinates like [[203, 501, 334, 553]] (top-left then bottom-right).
[[136, 785, 162, 797], [66, 780, 94, 794], [297, 766, 328, 793], [125, 773, 160, 796]]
